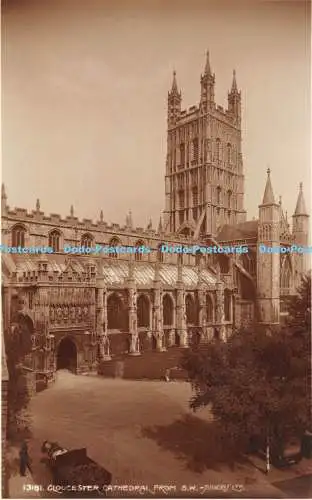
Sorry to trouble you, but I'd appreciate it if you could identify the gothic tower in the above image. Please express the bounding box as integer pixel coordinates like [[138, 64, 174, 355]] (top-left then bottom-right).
[[292, 182, 310, 287], [257, 169, 280, 324], [164, 52, 246, 237]]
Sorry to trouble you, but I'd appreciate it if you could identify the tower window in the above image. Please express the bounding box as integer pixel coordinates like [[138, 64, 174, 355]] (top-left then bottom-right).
[[227, 143, 231, 164], [227, 190, 232, 208], [216, 139, 221, 162], [12, 224, 26, 247], [180, 143, 185, 166], [179, 211, 184, 225], [216, 186, 221, 205], [178, 190, 185, 209], [192, 138, 199, 162], [49, 230, 61, 252], [192, 187, 198, 206]]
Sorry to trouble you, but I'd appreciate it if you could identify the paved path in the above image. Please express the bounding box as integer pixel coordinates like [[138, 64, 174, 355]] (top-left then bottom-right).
[[18, 371, 286, 498]]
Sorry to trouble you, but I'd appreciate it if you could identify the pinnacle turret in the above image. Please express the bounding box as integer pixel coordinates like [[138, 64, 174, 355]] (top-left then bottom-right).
[[170, 70, 179, 95], [293, 182, 308, 216], [261, 168, 275, 205], [231, 69, 238, 93], [204, 50, 212, 76]]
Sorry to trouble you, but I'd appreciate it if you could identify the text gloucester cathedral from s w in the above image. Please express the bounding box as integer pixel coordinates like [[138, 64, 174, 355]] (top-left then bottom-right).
[[1, 51, 310, 377]]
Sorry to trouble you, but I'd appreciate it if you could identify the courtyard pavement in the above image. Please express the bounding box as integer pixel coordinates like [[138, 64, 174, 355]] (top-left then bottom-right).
[[8, 371, 307, 498]]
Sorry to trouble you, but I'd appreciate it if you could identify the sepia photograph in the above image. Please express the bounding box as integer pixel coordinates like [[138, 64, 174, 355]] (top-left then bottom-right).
[[1, 0, 311, 498]]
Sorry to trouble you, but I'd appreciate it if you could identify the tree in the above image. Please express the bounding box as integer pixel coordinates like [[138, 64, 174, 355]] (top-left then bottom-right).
[[180, 274, 311, 454], [4, 314, 33, 438], [285, 272, 311, 330]]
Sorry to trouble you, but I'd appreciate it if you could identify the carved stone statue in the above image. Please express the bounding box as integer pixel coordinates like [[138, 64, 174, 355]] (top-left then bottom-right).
[[70, 306, 75, 321]]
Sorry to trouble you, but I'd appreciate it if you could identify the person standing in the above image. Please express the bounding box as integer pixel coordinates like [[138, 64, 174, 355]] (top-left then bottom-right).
[[19, 442, 32, 477]]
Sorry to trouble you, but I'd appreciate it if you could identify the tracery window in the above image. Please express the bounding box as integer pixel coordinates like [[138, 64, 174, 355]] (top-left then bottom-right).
[[12, 224, 26, 247], [134, 240, 145, 262], [216, 186, 221, 205], [108, 237, 120, 259], [81, 233, 93, 248], [216, 138, 221, 161], [49, 230, 61, 252], [192, 138, 199, 162], [224, 290, 231, 321], [180, 143, 185, 166], [227, 143, 231, 164]]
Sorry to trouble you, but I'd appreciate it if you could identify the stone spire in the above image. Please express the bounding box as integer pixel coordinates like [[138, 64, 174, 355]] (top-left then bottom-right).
[[294, 182, 308, 216], [70, 205, 74, 217], [171, 70, 179, 94], [100, 209, 104, 223], [261, 168, 275, 205], [147, 218, 152, 230], [231, 69, 238, 93], [36, 198, 40, 211], [204, 50, 212, 76]]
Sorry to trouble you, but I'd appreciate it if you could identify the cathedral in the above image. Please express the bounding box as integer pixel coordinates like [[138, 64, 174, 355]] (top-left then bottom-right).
[[1, 52, 310, 380]]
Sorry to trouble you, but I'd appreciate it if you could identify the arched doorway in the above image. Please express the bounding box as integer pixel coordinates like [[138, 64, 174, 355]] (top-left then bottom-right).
[[57, 337, 77, 373], [185, 294, 198, 325], [163, 294, 174, 327], [137, 294, 150, 328]]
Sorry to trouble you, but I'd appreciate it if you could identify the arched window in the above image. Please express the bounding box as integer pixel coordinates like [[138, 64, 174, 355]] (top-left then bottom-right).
[[192, 187, 198, 206], [180, 143, 185, 166], [12, 224, 26, 247], [158, 244, 164, 263], [192, 138, 199, 162], [137, 294, 150, 328], [281, 256, 291, 294], [224, 290, 231, 321], [216, 138, 221, 161], [163, 294, 174, 326], [217, 254, 230, 274], [179, 190, 185, 209], [81, 233, 93, 248], [195, 249, 201, 267], [107, 293, 126, 330], [227, 143, 231, 164], [227, 190, 232, 209], [206, 294, 213, 323], [186, 294, 197, 325], [108, 237, 120, 259], [216, 186, 221, 205], [134, 240, 145, 262], [49, 230, 61, 252]]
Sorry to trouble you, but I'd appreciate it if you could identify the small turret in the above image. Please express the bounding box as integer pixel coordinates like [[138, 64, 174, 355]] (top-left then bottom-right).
[[167, 70, 182, 127], [292, 182, 310, 284], [292, 182, 309, 245], [228, 69, 241, 123], [261, 168, 275, 205], [200, 50, 215, 112]]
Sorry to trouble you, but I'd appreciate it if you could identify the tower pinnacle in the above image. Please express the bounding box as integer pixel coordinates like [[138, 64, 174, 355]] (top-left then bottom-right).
[[231, 69, 238, 92], [204, 50, 212, 76], [170, 70, 179, 94], [262, 168, 275, 205], [294, 182, 308, 216]]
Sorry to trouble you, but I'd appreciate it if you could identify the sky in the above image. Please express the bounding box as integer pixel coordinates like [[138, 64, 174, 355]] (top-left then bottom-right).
[[2, 0, 311, 228]]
